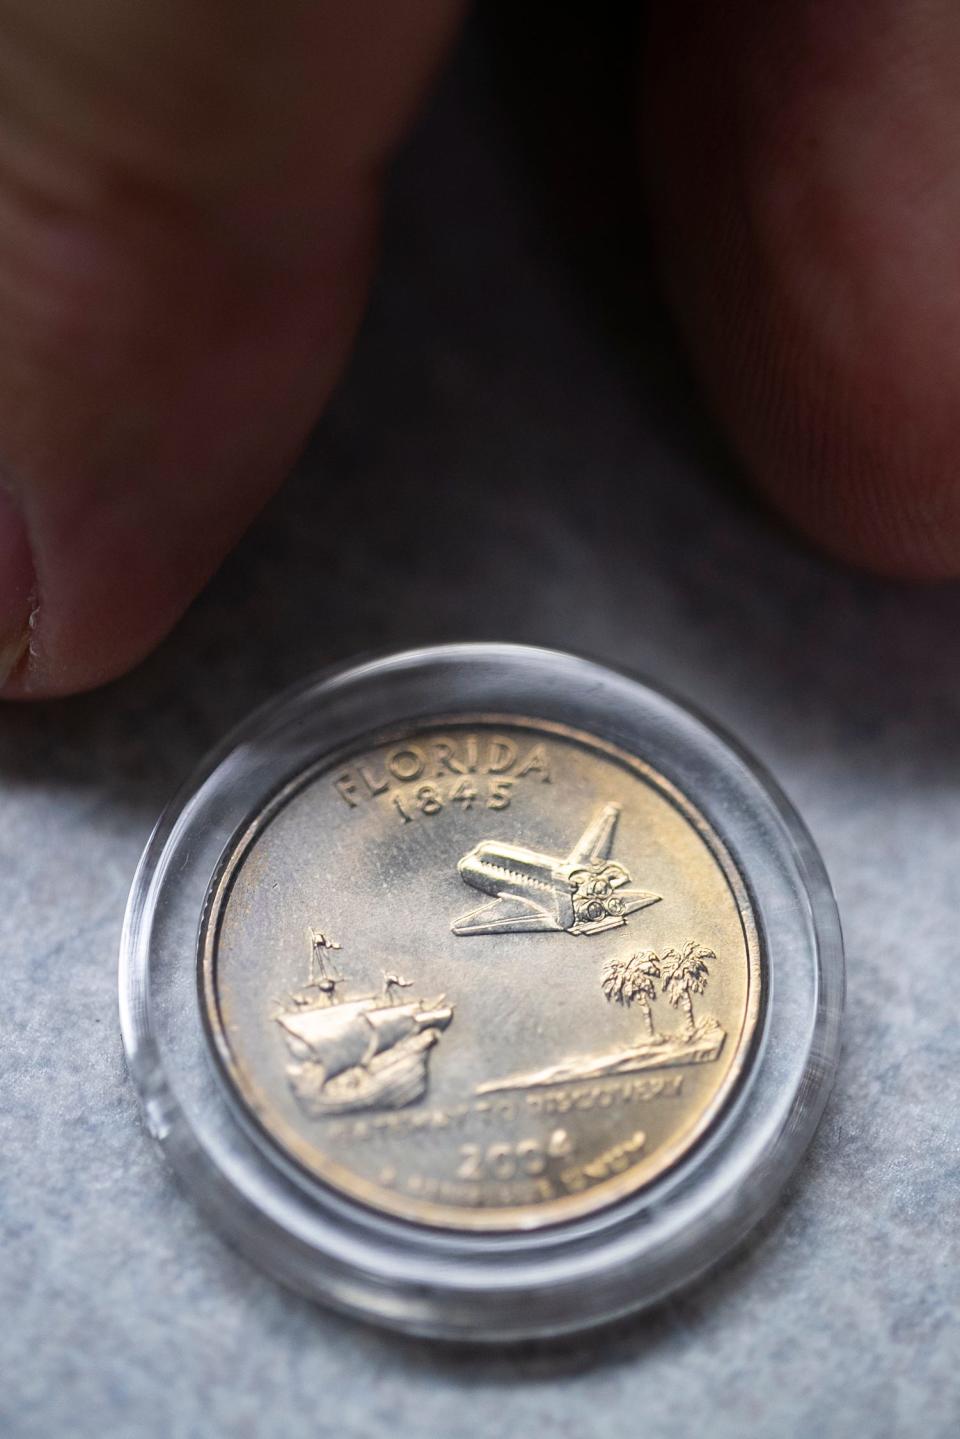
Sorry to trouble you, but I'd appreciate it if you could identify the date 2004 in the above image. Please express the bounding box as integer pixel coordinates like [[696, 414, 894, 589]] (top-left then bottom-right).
[[455, 1131, 573, 1182]]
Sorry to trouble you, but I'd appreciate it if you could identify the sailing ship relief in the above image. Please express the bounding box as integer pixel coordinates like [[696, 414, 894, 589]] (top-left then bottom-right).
[[276, 933, 453, 1118]]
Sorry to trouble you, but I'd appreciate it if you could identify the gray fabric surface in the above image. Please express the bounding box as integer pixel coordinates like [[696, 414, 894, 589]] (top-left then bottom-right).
[[2, 29, 958, 1439]]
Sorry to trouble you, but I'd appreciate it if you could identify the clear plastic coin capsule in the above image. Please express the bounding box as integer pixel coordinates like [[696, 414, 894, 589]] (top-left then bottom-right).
[[120, 643, 843, 1339]]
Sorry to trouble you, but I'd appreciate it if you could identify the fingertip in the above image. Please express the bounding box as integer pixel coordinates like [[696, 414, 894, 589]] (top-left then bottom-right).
[[0, 481, 35, 694], [0, 0, 466, 700], [756, 454, 960, 582], [644, 1, 960, 583]]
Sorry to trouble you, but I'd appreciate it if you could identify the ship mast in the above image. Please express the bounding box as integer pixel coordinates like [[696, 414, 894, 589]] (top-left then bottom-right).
[[307, 929, 342, 1002]]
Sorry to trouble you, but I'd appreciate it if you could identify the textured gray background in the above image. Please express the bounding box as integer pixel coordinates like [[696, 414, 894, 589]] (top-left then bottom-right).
[[2, 19, 958, 1439]]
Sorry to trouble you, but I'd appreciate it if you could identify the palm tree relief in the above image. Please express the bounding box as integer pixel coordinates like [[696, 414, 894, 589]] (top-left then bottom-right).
[[600, 950, 661, 1039], [600, 940, 721, 1056], [660, 943, 714, 1041], [477, 939, 727, 1095]]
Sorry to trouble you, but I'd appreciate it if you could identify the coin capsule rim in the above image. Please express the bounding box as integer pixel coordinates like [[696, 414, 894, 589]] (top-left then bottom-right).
[[119, 643, 843, 1339]]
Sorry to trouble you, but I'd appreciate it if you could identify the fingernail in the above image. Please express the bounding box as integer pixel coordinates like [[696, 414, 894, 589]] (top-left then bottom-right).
[[0, 479, 36, 691]]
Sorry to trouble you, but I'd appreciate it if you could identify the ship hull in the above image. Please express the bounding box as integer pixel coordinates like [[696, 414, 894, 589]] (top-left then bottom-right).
[[279, 994, 453, 1117], [289, 1030, 441, 1117]]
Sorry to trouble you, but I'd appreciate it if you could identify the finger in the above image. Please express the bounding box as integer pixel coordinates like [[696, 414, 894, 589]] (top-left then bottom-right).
[[644, 0, 960, 578], [0, 0, 464, 697]]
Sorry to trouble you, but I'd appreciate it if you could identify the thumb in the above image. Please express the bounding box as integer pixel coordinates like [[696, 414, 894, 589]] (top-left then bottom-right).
[[0, 0, 463, 698]]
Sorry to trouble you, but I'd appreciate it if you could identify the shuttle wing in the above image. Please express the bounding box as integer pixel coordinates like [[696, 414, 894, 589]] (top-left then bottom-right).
[[451, 895, 562, 936], [611, 890, 661, 918]]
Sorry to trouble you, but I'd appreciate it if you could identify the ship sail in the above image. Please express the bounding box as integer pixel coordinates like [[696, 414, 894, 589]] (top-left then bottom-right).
[[277, 997, 379, 1078], [363, 1003, 434, 1055], [278, 996, 452, 1084]]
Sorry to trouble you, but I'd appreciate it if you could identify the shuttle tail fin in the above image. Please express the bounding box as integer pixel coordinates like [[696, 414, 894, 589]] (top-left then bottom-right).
[[566, 802, 621, 866]]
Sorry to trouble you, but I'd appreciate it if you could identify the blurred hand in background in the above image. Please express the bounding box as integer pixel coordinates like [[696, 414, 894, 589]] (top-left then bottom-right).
[[0, 1, 956, 700]]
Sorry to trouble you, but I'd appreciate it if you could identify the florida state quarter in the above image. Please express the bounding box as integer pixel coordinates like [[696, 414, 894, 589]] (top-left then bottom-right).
[[121, 645, 843, 1339]]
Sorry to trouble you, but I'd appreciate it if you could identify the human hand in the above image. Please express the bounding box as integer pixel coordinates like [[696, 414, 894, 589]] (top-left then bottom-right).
[[0, 1, 955, 700]]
